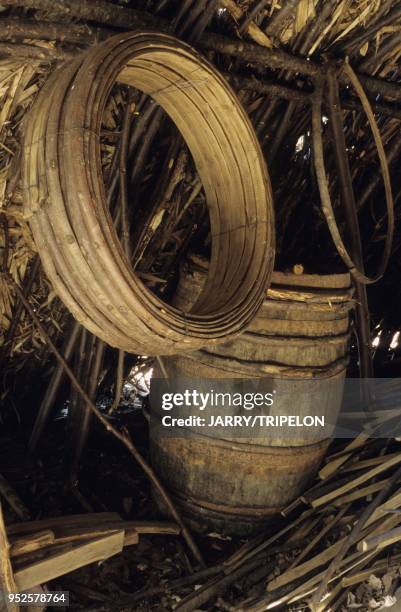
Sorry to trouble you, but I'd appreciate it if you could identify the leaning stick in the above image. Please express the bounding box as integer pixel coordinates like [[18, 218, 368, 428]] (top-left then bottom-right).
[[6, 273, 205, 569]]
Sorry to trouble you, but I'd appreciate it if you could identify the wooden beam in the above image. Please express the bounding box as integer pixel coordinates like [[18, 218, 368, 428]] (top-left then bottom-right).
[[1, 1, 401, 105]]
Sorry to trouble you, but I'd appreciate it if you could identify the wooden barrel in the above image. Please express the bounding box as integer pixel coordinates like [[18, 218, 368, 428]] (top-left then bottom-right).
[[150, 257, 354, 534]]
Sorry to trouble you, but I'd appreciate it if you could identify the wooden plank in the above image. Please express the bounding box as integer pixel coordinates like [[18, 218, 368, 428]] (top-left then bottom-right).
[[125, 521, 179, 535], [7, 513, 121, 537], [14, 531, 124, 592], [0, 503, 18, 612]]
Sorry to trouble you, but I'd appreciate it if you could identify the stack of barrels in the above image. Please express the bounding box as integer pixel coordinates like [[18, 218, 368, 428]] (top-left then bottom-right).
[[150, 255, 354, 535]]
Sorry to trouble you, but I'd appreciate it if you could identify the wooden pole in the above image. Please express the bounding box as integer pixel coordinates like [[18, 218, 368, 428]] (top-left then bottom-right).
[[326, 68, 374, 394], [0, 503, 18, 612]]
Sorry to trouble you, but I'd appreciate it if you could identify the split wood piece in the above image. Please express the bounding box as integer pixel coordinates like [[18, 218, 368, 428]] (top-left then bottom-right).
[[358, 527, 401, 553], [174, 556, 266, 612], [341, 553, 401, 587], [311, 453, 401, 508], [312, 67, 394, 285], [9, 531, 54, 559], [225, 508, 314, 568], [333, 478, 394, 507], [23, 32, 274, 355], [342, 452, 401, 473], [286, 515, 322, 545], [4, 276, 204, 568], [14, 532, 125, 592], [319, 432, 370, 479], [0, 503, 18, 612], [288, 505, 350, 570], [367, 488, 401, 526], [0, 476, 30, 522]]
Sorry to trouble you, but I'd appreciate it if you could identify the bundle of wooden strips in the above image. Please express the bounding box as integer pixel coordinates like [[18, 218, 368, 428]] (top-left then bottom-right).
[[22, 32, 275, 356]]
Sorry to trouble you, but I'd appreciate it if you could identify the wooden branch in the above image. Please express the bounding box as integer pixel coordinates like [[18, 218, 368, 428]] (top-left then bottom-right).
[[0, 41, 72, 60], [0, 0, 400, 107], [0, 0, 164, 30], [202, 31, 318, 76], [0, 18, 110, 45], [226, 72, 308, 102], [200, 33, 401, 104]]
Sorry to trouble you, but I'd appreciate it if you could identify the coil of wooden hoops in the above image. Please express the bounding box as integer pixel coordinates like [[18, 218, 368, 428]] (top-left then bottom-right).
[[22, 32, 275, 355], [312, 61, 394, 285]]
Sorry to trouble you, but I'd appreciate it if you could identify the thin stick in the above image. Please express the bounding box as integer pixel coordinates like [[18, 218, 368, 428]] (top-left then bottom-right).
[[327, 67, 373, 380], [6, 274, 205, 569], [28, 321, 81, 453], [109, 350, 124, 415]]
